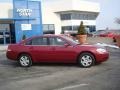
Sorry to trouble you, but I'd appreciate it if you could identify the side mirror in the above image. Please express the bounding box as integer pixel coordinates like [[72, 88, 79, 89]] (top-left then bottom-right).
[[64, 43, 70, 47]]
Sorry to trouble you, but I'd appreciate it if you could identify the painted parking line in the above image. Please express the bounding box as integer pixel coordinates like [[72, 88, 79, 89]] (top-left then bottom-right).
[[56, 83, 89, 90]]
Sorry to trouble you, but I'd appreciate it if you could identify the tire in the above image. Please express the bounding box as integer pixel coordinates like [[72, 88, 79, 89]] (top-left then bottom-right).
[[78, 52, 95, 68], [18, 54, 32, 67], [113, 37, 116, 42]]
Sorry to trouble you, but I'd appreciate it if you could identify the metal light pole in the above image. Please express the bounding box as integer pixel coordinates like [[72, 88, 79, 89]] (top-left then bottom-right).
[[3, 30, 6, 45]]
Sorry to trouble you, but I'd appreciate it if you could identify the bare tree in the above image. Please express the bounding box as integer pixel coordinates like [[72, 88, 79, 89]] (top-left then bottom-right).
[[115, 18, 120, 24]]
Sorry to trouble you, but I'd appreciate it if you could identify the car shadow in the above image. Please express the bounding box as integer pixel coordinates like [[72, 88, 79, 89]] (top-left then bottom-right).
[[33, 62, 77, 67], [0, 59, 78, 68], [0, 59, 20, 67]]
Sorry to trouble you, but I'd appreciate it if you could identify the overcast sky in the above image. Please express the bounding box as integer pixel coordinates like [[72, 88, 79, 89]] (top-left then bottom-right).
[[87, 0, 120, 30], [1, 0, 120, 30]]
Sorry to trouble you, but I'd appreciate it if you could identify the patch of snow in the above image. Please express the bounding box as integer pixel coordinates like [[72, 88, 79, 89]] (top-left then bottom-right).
[[95, 43, 119, 49]]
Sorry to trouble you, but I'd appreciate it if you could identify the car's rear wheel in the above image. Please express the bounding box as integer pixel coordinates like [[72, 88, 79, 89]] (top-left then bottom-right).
[[78, 52, 95, 68], [113, 37, 116, 42], [18, 54, 32, 67]]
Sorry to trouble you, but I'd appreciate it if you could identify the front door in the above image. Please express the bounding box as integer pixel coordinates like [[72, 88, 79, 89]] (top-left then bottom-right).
[[48, 37, 76, 63]]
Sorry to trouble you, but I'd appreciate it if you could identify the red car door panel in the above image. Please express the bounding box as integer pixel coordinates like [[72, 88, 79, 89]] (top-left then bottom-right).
[[49, 45, 77, 63], [30, 45, 54, 62]]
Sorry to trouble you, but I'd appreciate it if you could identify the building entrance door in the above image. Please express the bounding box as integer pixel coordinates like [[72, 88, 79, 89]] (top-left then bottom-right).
[[0, 30, 9, 44], [0, 24, 15, 44]]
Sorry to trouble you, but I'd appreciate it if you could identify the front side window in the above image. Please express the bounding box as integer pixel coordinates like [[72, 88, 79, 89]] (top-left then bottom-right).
[[49, 37, 66, 45]]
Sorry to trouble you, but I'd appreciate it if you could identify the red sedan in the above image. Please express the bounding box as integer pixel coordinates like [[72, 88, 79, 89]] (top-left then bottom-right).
[[6, 35, 109, 68], [99, 32, 115, 38]]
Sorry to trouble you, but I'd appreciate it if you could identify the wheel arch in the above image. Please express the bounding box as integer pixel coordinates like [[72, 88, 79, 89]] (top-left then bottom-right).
[[76, 51, 96, 63], [17, 52, 33, 62]]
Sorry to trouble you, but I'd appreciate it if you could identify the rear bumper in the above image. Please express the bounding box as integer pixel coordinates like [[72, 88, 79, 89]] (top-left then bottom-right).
[[6, 50, 18, 61]]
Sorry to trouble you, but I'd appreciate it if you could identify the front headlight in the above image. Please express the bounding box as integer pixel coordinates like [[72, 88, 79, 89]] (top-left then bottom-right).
[[96, 48, 107, 54]]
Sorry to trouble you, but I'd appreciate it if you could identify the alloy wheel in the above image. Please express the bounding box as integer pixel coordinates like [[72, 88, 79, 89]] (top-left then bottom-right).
[[78, 53, 95, 68], [19, 54, 32, 67]]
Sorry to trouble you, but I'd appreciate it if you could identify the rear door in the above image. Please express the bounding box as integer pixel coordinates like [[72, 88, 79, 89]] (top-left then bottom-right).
[[25, 37, 53, 62]]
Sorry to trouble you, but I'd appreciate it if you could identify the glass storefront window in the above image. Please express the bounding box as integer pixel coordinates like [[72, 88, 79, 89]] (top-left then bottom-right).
[[62, 25, 96, 33], [43, 24, 49, 31], [49, 24, 55, 30], [43, 24, 55, 31], [60, 12, 98, 20], [60, 14, 71, 20]]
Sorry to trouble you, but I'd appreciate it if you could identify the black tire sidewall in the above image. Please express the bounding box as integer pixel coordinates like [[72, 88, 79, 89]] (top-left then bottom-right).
[[18, 54, 32, 67], [78, 53, 95, 68]]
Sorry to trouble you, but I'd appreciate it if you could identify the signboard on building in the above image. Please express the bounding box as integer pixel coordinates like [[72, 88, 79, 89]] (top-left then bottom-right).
[[17, 9, 32, 17], [21, 24, 32, 30]]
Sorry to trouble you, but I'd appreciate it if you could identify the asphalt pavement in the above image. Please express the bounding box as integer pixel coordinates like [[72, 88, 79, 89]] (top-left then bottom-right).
[[0, 37, 120, 90]]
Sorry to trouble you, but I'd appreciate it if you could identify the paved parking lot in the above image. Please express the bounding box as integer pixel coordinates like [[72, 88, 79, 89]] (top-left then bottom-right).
[[0, 46, 120, 90]]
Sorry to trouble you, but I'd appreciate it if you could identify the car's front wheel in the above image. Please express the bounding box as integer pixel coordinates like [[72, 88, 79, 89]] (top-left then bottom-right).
[[18, 54, 32, 67], [78, 52, 95, 68]]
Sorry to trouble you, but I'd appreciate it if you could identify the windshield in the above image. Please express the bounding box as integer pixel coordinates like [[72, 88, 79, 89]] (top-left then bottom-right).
[[62, 36, 79, 45]]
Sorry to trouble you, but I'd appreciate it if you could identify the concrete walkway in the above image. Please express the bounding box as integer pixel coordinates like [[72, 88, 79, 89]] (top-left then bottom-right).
[[0, 45, 8, 51]]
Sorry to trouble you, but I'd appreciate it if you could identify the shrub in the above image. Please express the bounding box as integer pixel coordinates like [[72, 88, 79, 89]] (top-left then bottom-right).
[[78, 21, 86, 35]]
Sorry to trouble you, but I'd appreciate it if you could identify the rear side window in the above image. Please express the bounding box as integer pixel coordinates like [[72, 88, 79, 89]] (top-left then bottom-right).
[[26, 37, 48, 45]]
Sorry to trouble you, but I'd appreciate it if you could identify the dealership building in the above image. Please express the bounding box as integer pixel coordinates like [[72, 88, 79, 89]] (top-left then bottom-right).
[[0, 0, 100, 44]]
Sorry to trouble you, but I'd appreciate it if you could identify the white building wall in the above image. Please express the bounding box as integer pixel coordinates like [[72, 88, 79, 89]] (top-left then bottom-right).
[[72, 0, 100, 12], [42, 0, 100, 34], [42, 2, 62, 34], [43, 0, 100, 13], [0, 3, 13, 18]]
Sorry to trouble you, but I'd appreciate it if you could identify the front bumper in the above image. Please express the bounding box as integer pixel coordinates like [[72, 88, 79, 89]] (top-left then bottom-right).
[[95, 52, 109, 63]]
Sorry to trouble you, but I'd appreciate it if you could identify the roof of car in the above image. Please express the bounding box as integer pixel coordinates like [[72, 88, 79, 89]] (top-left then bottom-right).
[[20, 34, 72, 44], [21, 34, 61, 42], [31, 34, 67, 38], [43, 34, 60, 37]]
